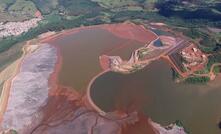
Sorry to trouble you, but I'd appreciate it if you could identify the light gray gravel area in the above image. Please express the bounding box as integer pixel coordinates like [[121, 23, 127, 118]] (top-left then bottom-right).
[[32, 107, 121, 134], [2, 44, 57, 133]]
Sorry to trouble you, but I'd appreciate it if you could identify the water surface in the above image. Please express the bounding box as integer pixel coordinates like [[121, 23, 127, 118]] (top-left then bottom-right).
[[52, 28, 142, 91], [51, 27, 221, 134], [90, 60, 221, 134]]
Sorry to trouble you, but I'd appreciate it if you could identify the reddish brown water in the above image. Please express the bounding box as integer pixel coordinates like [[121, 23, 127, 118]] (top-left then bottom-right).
[[90, 60, 221, 134], [50, 26, 221, 134], [51, 28, 143, 91]]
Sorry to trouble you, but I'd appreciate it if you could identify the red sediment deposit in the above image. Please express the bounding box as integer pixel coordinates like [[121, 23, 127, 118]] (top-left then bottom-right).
[[101, 23, 157, 44], [99, 55, 111, 71], [30, 44, 83, 133], [121, 113, 157, 134], [35, 10, 42, 18], [41, 44, 81, 120]]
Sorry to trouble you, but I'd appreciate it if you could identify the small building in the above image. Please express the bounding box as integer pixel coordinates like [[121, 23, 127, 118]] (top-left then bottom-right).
[[193, 47, 198, 53], [181, 51, 186, 55], [35, 10, 42, 18], [202, 55, 206, 59]]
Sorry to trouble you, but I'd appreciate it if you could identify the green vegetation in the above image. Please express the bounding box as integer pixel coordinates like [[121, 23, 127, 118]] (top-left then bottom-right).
[[138, 48, 150, 59], [92, 0, 137, 8], [175, 120, 190, 134], [92, 0, 156, 11], [175, 120, 184, 127], [207, 53, 221, 69], [194, 69, 209, 75], [32, 0, 58, 14], [172, 69, 181, 80], [0, 42, 23, 72], [130, 64, 144, 73], [59, 0, 102, 16], [185, 76, 210, 84], [8, 0, 37, 17], [10, 129, 18, 134], [151, 28, 173, 36], [0, 48, 22, 71], [193, 53, 221, 77], [0, 0, 38, 22], [213, 65, 221, 74], [32, 0, 103, 16], [0, 0, 14, 11], [0, 81, 4, 96]]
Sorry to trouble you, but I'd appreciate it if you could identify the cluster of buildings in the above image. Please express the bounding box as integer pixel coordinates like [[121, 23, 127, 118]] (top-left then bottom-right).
[[180, 44, 207, 72], [0, 17, 42, 38]]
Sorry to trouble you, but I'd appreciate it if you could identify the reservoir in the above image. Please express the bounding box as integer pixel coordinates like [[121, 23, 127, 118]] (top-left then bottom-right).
[[90, 60, 221, 134], [51, 28, 143, 91], [50, 25, 221, 134]]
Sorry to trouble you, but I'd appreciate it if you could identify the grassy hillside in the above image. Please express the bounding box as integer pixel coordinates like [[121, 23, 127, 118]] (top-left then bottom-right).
[[92, 0, 157, 11], [0, 0, 37, 22], [32, 0, 58, 14], [0, 0, 14, 11], [92, 0, 138, 8], [0, 0, 220, 21], [8, 0, 37, 17]]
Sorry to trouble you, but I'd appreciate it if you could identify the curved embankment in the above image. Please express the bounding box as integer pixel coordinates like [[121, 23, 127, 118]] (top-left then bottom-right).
[[85, 70, 110, 115]]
